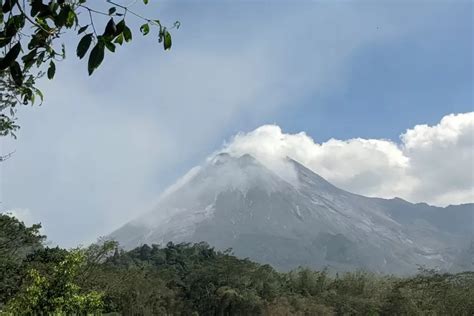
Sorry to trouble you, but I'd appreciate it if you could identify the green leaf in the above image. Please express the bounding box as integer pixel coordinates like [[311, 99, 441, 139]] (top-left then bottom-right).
[[123, 25, 132, 42], [163, 30, 172, 50], [77, 25, 89, 34], [30, 91, 36, 105], [0, 35, 12, 49], [114, 33, 124, 45], [6, 15, 25, 36], [9, 61, 23, 86], [115, 19, 126, 35], [66, 9, 76, 28], [35, 89, 44, 104], [76, 33, 93, 59], [140, 23, 150, 36], [22, 49, 37, 69], [55, 5, 70, 27], [47, 61, 55, 79], [36, 51, 45, 67], [143, 0, 149, 4], [108, 7, 116, 15], [88, 43, 105, 75], [30, 0, 43, 17], [0, 42, 21, 70], [2, 0, 17, 13], [104, 41, 116, 52], [104, 18, 117, 37]]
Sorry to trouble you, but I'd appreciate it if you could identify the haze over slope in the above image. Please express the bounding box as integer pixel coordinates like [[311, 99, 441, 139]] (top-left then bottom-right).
[[110, 153, 473, 274]]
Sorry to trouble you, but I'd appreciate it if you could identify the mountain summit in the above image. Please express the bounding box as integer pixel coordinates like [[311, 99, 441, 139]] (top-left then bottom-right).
[[109, 154, 473, 274]]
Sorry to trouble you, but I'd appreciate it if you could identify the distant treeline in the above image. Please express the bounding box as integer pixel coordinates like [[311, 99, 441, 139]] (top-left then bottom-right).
[[1, 213, 473, 315]]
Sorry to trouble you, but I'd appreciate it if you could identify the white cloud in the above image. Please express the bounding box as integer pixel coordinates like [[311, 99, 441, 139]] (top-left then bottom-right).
[[401, 113, 474, 205], [221, 112, 474, 206]]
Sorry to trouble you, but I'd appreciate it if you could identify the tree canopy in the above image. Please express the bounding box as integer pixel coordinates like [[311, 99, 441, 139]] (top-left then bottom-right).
[[1, 213, 473, 315], [0, 0, 178, 138], [0, 213, 44, 260]]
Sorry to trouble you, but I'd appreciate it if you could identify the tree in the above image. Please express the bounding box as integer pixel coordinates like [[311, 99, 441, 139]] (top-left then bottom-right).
[[2, 241, 120, 314], [0, 0, 179, 138], [0, 213, 45, 307], [4, 249, 104, 314], [0, 213, 44, 260]]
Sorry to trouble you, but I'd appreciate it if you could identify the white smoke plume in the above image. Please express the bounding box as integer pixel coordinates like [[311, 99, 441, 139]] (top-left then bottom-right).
[[220, 112, 474, 206]]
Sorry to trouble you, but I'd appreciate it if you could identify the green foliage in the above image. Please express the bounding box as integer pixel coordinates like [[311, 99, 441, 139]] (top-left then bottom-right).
[[4, 250, 104, 314], [1, 228, 473, 315], [85, 243, 474, 315], [382, 269, 474, 315], [0, 213, 45, 307], [0, 0, 179, 137], [0, 213, 44, 260]]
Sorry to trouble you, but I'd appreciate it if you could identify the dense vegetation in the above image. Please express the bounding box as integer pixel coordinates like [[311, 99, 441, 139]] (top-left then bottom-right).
[[1, 213, 473, 315]]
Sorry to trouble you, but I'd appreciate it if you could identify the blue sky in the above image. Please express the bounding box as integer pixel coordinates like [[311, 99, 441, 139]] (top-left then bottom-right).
[[261, 1, 473, 141], [0, 0, 472, 246]]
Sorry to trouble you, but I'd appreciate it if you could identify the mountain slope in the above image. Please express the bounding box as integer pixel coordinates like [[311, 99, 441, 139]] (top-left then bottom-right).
[[109, 153, 473, 274]]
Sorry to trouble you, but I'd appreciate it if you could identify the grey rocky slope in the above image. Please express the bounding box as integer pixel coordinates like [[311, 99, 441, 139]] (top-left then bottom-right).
[[109, 153, 473, 274]]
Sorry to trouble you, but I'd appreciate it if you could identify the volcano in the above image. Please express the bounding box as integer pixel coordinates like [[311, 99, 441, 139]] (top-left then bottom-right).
[[109, 153, 473, 274]]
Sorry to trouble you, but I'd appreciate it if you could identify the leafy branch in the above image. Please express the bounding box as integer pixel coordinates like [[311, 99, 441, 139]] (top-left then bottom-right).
[[0, 0, 179, 138]]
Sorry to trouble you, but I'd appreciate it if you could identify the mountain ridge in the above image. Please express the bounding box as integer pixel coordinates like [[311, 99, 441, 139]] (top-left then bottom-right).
[[109, 153, 473, 274]]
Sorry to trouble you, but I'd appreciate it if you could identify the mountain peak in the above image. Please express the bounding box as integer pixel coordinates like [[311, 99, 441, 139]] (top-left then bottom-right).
[[109, 153, 473, 275], [238, 153, 257, 164], [210, 152, 258, 166], [210, 152, 233, 165]]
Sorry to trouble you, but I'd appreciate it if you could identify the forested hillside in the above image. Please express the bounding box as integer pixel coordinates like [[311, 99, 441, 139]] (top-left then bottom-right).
[[1, 214, 473, 315]]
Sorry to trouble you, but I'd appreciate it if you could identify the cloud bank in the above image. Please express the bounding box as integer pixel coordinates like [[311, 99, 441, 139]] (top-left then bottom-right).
[[222, 112, 474, 206]]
